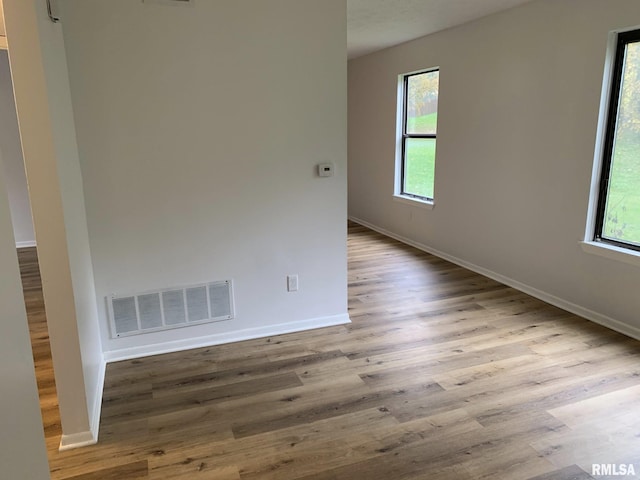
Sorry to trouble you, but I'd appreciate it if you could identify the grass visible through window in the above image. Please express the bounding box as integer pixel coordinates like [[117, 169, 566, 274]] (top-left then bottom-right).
[[402, 69, 439, 200], [404, 136, 436, 199], [407, 112, 438, 134], [602, 38, 640, 246], [604, 132, 640, 244]]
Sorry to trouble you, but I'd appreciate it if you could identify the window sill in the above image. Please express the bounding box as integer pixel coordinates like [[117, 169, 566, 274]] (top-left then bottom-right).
[[581, 240, 640, 268], [393, 194, 434, 210]]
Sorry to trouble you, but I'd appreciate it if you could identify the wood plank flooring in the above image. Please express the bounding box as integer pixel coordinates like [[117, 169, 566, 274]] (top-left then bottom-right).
[[18, 247, 62, 445], [19, 222, 640, 479]]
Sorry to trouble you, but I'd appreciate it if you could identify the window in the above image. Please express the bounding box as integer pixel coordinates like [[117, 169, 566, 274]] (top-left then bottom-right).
[[594, 29, 640, 251], [397, 69, 439, 202]]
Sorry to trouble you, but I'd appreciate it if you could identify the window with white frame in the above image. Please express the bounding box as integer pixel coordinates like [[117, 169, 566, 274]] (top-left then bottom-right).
[[593, 29, 640, 251], [397, 69, 440, 202]]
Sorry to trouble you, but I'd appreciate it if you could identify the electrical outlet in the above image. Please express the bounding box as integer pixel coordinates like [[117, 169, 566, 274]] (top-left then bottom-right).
[[287, 275, 299, 292], [318, 163, 334, 177]]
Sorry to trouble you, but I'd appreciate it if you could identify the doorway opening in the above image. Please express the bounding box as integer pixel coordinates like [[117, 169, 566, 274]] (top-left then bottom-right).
[[0, 47, 61, 454]]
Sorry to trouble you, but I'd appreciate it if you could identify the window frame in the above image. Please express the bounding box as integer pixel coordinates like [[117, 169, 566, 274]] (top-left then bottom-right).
[[396, 68, 439, 204], [593, 28, 640, 252]]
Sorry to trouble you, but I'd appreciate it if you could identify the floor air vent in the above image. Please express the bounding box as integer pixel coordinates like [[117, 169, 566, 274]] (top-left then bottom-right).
[[108, 281, 234, 338]]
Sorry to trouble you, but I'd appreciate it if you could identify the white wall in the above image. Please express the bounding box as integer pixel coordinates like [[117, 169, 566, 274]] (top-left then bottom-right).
[[59, 0, 348, 358], [0, 4, 6, 49], [349, 0, 640, 337], [0, 116, 50, 478], [0, 50, 35, 247], [4, 0, 104, 449]]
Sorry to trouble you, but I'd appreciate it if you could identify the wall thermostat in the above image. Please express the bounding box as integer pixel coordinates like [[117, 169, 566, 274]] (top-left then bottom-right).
[[318, 163, 334, 177]]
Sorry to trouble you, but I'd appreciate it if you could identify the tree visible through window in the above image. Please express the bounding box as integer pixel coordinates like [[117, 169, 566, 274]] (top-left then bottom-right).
[[596, 29, 640, 250], [400, 69, 439, 201]]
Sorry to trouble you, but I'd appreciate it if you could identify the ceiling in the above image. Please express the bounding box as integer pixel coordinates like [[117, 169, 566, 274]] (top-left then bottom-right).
[[347, 0, 533, 59], [0, 1, 534, 55]]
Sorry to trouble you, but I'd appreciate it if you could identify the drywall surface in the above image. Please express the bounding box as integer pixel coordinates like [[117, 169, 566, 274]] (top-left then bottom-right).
[[4, 0, 104, 446], [0, 1, 5, 38], [348, 0, 640, 334], [0, 128, 50, 478], [0, 50, 34, 246], [59, 0, 348, 354]]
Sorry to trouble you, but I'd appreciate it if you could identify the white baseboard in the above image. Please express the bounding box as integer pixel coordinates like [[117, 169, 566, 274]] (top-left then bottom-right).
[[59, 431, 97, 452], [58, 357, 106, 451], [16, 240, 36, 248], [103, 314, 351, 363], [349, 216, 640, 342]]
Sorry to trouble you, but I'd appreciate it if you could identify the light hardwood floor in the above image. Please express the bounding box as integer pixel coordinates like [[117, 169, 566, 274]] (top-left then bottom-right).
[[19, 222, 640, 479]]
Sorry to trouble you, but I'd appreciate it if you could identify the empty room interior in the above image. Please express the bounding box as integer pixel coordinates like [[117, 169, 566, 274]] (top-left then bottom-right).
[[1, 0, 640, 479]]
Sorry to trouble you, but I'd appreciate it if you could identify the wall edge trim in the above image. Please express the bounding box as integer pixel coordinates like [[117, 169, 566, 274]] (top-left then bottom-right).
[[89, 358, 107, 445]]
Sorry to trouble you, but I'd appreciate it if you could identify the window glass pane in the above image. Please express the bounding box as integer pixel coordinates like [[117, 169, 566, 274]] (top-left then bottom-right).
[[603, 41, 640, 246], [404, 138, 436, 199], [406, 71, 439, 135]]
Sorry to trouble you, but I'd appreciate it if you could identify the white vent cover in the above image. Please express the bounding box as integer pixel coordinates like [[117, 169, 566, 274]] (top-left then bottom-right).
[[108, 280, 234, 338]]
